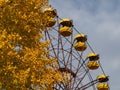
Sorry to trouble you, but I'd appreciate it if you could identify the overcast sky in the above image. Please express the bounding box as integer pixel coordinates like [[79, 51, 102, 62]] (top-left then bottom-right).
[[49, 0, 120, 90]]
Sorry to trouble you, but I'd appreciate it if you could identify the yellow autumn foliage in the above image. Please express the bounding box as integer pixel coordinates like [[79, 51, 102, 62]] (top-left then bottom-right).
[[0, 0, 64, 89]]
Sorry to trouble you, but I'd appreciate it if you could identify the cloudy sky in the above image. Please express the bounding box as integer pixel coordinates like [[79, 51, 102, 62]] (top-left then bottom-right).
[[49, 0, 120, 90]]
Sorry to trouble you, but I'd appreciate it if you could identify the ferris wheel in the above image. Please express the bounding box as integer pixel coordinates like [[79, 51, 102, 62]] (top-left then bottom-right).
[[41, 6, 110, 90]]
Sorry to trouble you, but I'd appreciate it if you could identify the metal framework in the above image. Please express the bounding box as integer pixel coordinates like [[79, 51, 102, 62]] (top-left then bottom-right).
[[42, 6, 109, 90]]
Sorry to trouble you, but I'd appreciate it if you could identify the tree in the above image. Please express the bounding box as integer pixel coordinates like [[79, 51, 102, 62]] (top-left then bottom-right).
[[0, 0, 64, 89]]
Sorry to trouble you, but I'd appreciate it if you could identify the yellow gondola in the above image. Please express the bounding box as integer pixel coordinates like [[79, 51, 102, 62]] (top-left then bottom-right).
[[87, 53, 99, 61], [74, 34, 87, 42], [46, 18, 56, 27], [59, 26, 72, 37], [74, 42, 87, 51], [87, 61, 99, 70], [97, 74, 109, 82], [60, 18, 73, 27], [97, 83, 109, 90], [43, 7, 57, 18]]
